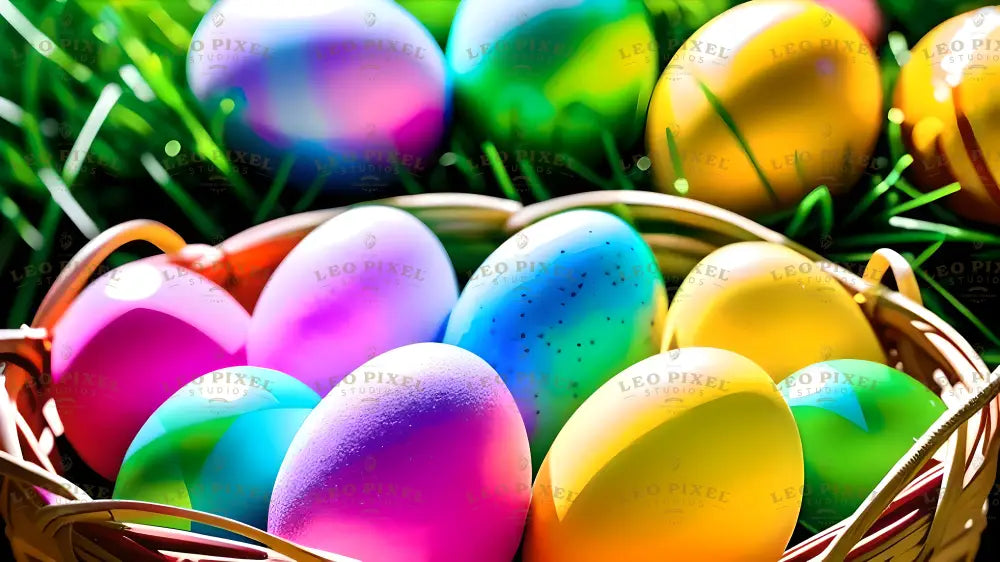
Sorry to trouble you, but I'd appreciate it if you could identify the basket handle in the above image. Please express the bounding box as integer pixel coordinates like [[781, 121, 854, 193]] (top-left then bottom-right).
[[862, 248, 922, 306], [32, 220, 187, 331], [34, 500, 352, 562], [818, 366, 1000, 560]]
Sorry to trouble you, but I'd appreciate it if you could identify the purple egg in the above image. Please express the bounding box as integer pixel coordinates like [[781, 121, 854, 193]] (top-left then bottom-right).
[[187, 0, 451, 192], [51, 260, 249, 480], [247, 206, 458, 396], [268, 343, 531, 562]]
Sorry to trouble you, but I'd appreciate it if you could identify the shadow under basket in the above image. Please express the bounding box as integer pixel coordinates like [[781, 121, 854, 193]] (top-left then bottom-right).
[[1, 191, 998, 562]]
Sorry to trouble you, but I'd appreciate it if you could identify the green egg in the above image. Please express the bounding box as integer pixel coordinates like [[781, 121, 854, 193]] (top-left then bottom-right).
[[779, 360, 947, 532]]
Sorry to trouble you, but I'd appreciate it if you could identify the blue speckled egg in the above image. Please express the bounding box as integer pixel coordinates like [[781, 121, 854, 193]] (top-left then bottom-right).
[[443, 210, 667, 468]]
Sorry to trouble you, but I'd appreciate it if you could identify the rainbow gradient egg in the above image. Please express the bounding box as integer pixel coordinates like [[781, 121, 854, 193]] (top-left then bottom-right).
[[187, 0, 451, 192], [113, 366, 320, 539]]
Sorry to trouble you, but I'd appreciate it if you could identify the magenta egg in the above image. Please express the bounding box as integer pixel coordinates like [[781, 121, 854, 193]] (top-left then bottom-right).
[[246, 206, 458, 396], [268, 343, 531, 562], [51, 260, 250, 480], [187, 0, 451, 193]]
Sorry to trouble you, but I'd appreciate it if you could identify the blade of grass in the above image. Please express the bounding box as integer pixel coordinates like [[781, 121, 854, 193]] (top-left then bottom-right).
[[483, 141, 520, 202], [914, 266, 1000, 348], [140, 153, 224, 241], [892, 176, 962, 223], [696, 79, 779, 208], [36, 169, 100, 239], [63, 83, 123, 186], [876, 182, 960, 221], [0, 185, 43, 249], [912, 238, 946, 268], [7, 201, 60, 328], [253, 155, 295, 223], [664, 127, 688, 195], [601, 130, 633, 190], [517, 158, 551, 201], [846, 154, 913, 223], [292, 173, 328, 213], [565, 155, 615, 190], [889, 217, 1000, 245], [785, 186, 833, 239]]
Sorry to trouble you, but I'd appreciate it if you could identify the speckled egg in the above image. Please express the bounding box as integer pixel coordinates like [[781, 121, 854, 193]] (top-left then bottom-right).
[[267, 343, 531, 562], [443, 210, 668, 468]]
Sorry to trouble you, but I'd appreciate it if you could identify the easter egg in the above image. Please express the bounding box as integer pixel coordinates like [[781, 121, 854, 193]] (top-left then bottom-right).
[[779, 360, 947, 532], [113, 367, 319, 539], [446, 0, 658, 166], [187, 0, 450, 193], [51, 261, 249, 480], [268, 343, 530, 562], [396, 1, 459, 47], [646, 0, 882, 216], [525, 347, 803, 562], [894, 7, 1000, 225], [814, 0, 884, 46], [443, 210, 667, 468], [247, 206, 458, 396], [662, 242, 885, 383]]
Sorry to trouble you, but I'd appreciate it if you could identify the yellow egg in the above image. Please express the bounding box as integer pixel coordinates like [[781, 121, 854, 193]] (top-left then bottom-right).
[[524, 347, 803, 562], [894, 7, 1000, 225], [646, 0, 882, 216], [662, 242, 886, 383]]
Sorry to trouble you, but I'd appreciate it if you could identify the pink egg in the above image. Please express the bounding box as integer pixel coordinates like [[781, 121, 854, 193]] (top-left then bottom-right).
[[247, 206, 458, 396], [814, 0, 883, 45], [268, 343, 530, 562], [51, 260, 249, 480]]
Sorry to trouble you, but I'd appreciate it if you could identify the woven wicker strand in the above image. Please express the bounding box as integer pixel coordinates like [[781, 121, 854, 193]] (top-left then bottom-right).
[[0, 191, 997, 561]]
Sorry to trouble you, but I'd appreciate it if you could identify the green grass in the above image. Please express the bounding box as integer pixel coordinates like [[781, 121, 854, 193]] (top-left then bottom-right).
[[0, 0, 998, 367]]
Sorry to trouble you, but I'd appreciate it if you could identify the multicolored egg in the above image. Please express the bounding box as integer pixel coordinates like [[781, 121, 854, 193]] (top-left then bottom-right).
[[51, 260, 249, 480], [525, 347, 803, 561], [894, 6, 1000, 225], [187, 0, 450, 192], [113, 367, 319, 539], [779, 360, 947, 531], [443, 210, 667, 468], [662, 242, 886, 383], [268, 343, 530, 562], [446, 0, 658, 167], [247, 206, 458, 396], [646, 0, 882, 216]]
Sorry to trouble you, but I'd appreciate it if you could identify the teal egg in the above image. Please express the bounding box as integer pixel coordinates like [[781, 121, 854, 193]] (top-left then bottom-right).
[[443, 210, 667, 469], [779, 360, 947, 532], [113, 367, 320, 540]]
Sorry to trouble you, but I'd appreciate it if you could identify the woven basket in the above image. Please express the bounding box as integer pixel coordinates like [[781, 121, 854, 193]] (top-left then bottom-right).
[[0, 190, 997, 562]]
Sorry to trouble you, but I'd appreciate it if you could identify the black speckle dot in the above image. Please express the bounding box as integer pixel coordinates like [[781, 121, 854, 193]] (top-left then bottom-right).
[[521, 293, 527, 298], [605, 241, 610, 245], [491, 317, 496, 323], [621, 320, 625, 325], [571, 381, 579, 388], [616, 265, 621, 270], [559, 287, 565, 292], [560, 250, 566, 254], [588, 230, 593, 234], [572, 394, 579, 399], [534, 394, 539, 398], [612, 282, 617, 286], [577, 357, 582, 362], [576, 343, 582, 348], [523, 348, 530, 353], [604, 271, 610, 276], [560, 302, 566, 307], [536, 410, 541, 415], [520, 313, 526, 318], [558, 320, 563, 324], [520, 333, 526, 339], [557, 349, 562, 354], [578, 283, 584, 289], [528, 300, 533, 304], [546, 342, 552, 347], [650, 320, 655, 326], [581, 272, 588, 278], [606, 316, 611, 321], [537, 333, 544, 339], [590, 340, 595, 345], [570, 292, 577, 297]]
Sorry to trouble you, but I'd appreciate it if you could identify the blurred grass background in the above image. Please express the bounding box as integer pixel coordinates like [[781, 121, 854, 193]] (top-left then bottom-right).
[[2, 0, 1000, 558]]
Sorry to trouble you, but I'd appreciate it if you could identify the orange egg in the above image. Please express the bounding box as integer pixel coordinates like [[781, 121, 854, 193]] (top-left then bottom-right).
[[894, 7, 1000, 225], [646, 0, 882, 217]]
